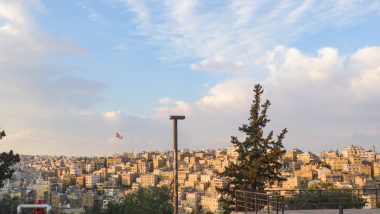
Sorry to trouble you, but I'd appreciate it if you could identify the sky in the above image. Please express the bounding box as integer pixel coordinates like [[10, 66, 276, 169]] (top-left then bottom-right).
[[1, 0, 380, 156]]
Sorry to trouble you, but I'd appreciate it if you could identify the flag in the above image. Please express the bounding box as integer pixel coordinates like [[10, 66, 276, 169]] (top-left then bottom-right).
[[116, 132, 124, 139]]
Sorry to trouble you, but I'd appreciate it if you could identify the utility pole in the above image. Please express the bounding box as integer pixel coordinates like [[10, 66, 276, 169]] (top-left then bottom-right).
[[170, 115, 185, 214]]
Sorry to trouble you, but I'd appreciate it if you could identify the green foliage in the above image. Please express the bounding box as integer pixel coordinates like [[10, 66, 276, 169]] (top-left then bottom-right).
[[0, 150, 20, 188], [0, 195, 22, 214], [0, 194, 35, 214], [0, 130, 21, 189], [85, 202, 103, 214], [104, 187, 173, 214], [319, 182, 335, 189], [285, 190, 365, 210], [217, 84, 287, 213]]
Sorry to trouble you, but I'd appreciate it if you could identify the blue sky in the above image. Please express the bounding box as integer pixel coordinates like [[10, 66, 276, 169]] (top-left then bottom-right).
[[1, 0, 380, 155], [37, 0, 219, 115]]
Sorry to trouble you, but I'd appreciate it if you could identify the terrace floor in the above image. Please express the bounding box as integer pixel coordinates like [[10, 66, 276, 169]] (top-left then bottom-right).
[[284, 209, 380, 214], [236, 209, 380, 214]]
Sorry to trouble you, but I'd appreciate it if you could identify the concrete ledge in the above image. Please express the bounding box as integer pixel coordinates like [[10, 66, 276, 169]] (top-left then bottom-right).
[[235, 209, 380, 214], [284, 209, 380, 214]]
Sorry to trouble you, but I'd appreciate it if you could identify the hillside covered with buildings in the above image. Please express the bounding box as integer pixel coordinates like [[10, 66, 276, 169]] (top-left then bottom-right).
[[1, 145, 380, 213]]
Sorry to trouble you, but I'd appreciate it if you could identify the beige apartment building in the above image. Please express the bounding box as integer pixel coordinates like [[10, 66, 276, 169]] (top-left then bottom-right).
[[297, 152, 318, 164], [188, 173, 200, 183], [106, 157, 122, 167], [139, 174, 158, 187], [137, 161, 149, 175], [210, 178, 228, 190], [320, 173, 343, 183], [33, 181, 50, 201], [85, 174, 100, 188], [201, 195, 220, 213], [374, 162, 380, 177], [363, 150, 376, 162], [153, 157, 165, 169], [69, 166, 82, 176], [131, 183, 141, 192], [76, 176, 85, 187], [319, 150, 339, 159], [227, 146, 238, 159], [294, 166, 314, 180], [358, 164, 372, 176], [349, 156, 362, 165], [184, 192, 201, 213], [282, 176, 307, 189], [189, 156, 199, 165], [201, 174, 213, 183], [343, 163, 359, 173], [121, 172, 136, 186], [342, 145, 365, 158], [130, 164, 138, 173], [326, 157, 349, 171]]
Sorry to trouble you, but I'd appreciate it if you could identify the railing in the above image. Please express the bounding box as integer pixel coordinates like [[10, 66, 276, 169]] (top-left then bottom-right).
[[17, 204, 52, 214], [266, 188, 380, 210], [235, 190, 285, 214], [235, 188, 380, 212]]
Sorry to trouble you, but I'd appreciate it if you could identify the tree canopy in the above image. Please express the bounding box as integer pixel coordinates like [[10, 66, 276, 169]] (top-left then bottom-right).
[[217, 84, 287, 213], [0, 129, 21, 188], [104, 187, 173, 214], [285, 190, 365, 209]]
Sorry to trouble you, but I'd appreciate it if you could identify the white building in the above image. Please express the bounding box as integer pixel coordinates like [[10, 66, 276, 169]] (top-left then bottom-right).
[[201, 174, 213, 183], [85, 175, 100, 188], [184, 192, 201, 214], [363, 150, 375, 162], [227, 146, 238, 158], [342, 163, 359, 173], [69, 166, 82, 176], [342, 145, 365, 158]]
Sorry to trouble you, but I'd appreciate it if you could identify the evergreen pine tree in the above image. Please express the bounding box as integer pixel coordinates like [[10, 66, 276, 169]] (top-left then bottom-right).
[[217, 84, 287, 213], [0, 129, 20, 188]]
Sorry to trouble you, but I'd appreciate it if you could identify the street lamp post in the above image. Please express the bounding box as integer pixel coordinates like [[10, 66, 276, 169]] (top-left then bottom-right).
[[170, 115, 185, 214]]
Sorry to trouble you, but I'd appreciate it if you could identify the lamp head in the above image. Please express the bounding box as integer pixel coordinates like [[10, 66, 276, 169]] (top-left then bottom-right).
[[170, 115, 185, 120]]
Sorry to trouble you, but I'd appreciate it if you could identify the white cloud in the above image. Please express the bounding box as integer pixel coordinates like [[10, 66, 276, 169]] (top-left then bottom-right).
[[77, 2, 111, 26], [190, 57, 247, 72], [267, 47, 344, 83], [154, 79, 253, 149], [156, 98, 192, 118], [0, 23, 19, 35], [0, 1, 109, 155], [349, 47, 380, 98], [0, 0, 178, 156], [156, 46, 380, 151], [102, 111, 122, 121], [195, 79, 252, 110], [156, 79, 252, 119], [112, 0, 380, 73], [9, 128, 34, 141], [2, 1, 380, 155], [350, 47, 380, 70]]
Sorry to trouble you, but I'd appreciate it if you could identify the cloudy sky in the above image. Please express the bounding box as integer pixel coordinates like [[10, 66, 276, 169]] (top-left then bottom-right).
[[1, 0, 380, 156]]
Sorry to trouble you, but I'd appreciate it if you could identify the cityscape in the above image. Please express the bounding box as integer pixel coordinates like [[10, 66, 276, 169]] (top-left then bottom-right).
[[1, 144, 380, 213], [1, 1, 380, 214]]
